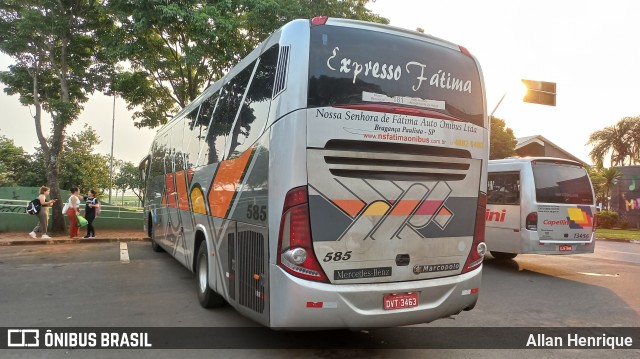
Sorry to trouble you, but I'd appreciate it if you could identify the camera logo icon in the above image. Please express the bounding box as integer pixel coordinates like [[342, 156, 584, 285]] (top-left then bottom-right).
[[7, 329, 40, 347]]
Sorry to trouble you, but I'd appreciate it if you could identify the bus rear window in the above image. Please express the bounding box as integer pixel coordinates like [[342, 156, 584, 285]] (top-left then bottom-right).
[[308, 25, 484, 127], [532, 163, 594, 205]]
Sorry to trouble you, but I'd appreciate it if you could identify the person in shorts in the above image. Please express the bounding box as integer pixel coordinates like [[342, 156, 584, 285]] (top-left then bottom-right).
[[29, 186, 58, 239]]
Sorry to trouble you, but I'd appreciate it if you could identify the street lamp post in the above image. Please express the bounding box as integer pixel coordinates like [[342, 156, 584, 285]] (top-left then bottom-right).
[[109, 95, 115, 204]]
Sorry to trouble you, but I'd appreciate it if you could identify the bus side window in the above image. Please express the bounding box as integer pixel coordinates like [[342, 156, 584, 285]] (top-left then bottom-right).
[[162, 133, 171, 176], [149, 140, 165, 202], [488, 172, 520, 205], [228, 45, 279, 159], [193, 93, 218, 168], [205, 88, 230, 165], [150, 141, 163, 180], [172, 117, 186, 172], [208, 63, 255, 165], [183, 106, 201, 169]]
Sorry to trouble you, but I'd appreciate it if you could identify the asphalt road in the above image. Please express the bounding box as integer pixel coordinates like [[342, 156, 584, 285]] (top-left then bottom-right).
[[0, 240, 638, 358]]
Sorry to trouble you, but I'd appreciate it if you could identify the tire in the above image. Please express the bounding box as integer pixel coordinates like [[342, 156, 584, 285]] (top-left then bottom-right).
[[490, 251, 518, 260], [196, 243, 225, 308], [151, 238, 164, 252], [149, 215, 164, 252]]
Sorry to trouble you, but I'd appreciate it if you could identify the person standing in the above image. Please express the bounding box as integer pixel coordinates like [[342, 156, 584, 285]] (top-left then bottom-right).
[[83, 189, 100, 239], [66, 187, 82, 238], [29, 186, 58, 239]]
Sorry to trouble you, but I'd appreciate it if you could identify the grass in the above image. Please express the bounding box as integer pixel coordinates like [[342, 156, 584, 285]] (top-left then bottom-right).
[[595, 228, 640, 241]]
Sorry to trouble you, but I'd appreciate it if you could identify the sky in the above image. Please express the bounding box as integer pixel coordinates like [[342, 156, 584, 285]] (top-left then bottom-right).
[[1, 0, 639, 165]]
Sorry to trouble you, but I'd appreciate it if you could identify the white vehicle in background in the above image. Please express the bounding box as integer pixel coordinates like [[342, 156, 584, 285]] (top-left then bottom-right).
[[486, 157, 596, 260]]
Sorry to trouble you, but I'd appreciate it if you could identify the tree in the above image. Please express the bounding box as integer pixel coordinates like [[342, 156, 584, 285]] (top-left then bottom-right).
[[105, 0, 388, 129], [588, 117, 640, 168], [0, 134, 29, 186], [114, 161, 144, 205], [57, 126, 111, 195], [489, 116, 517, 159], [586, 166, 605, 207], [5, 126, 111, 195], [599, 167, 622, 210], [0, 1, 115, 233], [12, 150, 47, 187], [627, 116, 640, 164]]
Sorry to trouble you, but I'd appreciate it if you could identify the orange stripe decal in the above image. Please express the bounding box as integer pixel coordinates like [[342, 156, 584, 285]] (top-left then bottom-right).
[[333, 199, 366, 217], [187, 168, 194, 184], [208, 147, 254, 218], [165, 173, 176, 208], [390, 200, 420, 215], [175, 170, 190, 211]]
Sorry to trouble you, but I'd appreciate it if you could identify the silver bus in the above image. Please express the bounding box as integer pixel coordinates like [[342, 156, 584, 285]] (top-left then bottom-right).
[[140, 17, 488, 328], [486, 157, 596, 259]]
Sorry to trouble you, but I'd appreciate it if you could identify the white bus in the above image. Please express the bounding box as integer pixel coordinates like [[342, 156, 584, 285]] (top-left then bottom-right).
[[139, 17, 488, 328], [486, 157, 596, 260]]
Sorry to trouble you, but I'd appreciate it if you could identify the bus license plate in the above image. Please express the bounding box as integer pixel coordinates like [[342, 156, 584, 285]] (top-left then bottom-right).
[[383, 293, 418, 310], [559, 245, 572, 251]]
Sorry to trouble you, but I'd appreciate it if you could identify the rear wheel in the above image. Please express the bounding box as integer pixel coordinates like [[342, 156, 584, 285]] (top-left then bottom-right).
[[149, 216, 163, 252], [490, 251, 518, 260], [196, 243, 225, 308], [151, 238, 163, 252]]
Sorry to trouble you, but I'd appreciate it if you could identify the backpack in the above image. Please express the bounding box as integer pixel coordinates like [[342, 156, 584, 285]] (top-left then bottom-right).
[[26, 198, 42, 215]]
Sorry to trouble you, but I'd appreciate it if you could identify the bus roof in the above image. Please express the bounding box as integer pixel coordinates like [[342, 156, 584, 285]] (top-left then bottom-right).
[[489, 157, 583, 167]]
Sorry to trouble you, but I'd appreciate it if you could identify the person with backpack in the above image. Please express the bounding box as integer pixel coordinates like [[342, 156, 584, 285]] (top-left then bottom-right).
[[65, 187, 82, 238], [83, 189, 100, 239], [29, 186, 58, 239]]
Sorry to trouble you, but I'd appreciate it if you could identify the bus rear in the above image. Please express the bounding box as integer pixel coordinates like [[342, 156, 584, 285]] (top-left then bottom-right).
[[270, 18, 488, 327], [531, 159, 596, 254], [486, 158, 596, 258]]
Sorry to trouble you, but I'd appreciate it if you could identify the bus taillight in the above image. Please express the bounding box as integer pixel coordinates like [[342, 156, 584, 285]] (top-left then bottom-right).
[[526, 212, 538, 231], [463, 193, 487, 273], [277, 186, 329, 282], [311, 16, 328, 26], [458, 45, 473, 58]]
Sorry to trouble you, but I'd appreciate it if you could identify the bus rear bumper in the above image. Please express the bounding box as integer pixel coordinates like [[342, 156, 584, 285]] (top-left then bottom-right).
[[268, 264, 482, 329], [521, 231, 596, 254]]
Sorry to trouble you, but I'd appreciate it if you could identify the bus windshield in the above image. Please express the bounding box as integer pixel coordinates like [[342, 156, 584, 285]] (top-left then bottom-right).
[[533, 162, 594, 205], [308, 25, 484, 126]]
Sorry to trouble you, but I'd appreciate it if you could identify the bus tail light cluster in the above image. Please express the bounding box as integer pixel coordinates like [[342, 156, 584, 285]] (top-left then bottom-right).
[[311, 16, 328, 26], [277, 186, 329, 282], [458, 45, 473, 58], [526, 212, 538, 231], [463, 192, 487, 273]]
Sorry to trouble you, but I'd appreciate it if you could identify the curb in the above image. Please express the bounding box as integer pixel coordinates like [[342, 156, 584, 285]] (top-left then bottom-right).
[[0, 237, 150, 246], [596, 237, 640, 244]]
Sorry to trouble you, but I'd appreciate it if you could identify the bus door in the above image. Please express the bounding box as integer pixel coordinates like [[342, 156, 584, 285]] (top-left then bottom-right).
[[138, 155, 150, 206], [151, 133, 170, 243], [486, 171, 522, 254]]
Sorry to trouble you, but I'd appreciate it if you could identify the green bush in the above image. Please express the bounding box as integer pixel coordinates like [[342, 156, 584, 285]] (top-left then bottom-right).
[[619, 220, 631, 230], [596, 210, 618, 229]]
